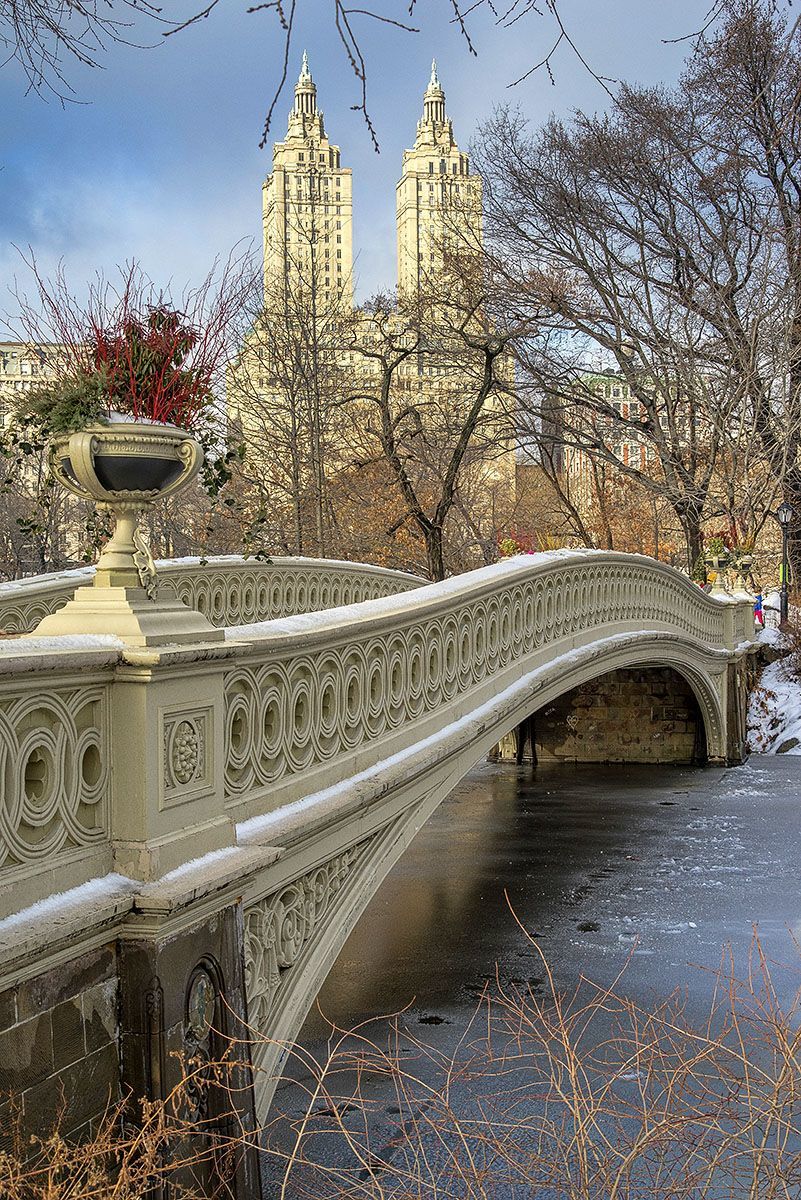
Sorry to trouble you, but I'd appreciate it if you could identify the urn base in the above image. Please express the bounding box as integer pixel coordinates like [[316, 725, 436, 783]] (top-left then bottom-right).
[[34, 585, 225, 647]]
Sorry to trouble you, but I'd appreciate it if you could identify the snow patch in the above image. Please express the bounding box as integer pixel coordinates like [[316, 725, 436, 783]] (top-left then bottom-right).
[[748, 656, 801, 754], [153, 845, 247, 885], [0, 633, 124, 656], [0, 566, 93, 594], [0, 873, 137, 933]]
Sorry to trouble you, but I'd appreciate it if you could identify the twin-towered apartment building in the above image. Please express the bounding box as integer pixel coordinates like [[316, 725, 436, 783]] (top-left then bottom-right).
[[260, 52, 482, 308], [228, 51, 516, 526]]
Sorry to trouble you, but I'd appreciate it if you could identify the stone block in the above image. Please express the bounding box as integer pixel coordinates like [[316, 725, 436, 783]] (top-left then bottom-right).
[[664, 706, 689, 721], [16, 944, 116, 1022], [22, 1042, 119, 1139], [52, 996, 87, 1072], [0, 985, 17, 1032], [0, 1012, 53, 1092], [0, 1097, 18, 1155], [82, 978, 118, 1057]]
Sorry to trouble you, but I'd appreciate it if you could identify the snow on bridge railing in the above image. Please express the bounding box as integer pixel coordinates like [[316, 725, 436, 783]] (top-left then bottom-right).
[[0, 550, 755, 928], [220, 550, 756, 823], [0, 556, 423, 635]]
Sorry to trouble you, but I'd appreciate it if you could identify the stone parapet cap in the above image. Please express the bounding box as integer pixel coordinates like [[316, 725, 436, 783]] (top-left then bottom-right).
[[118, 638, 243, 671], [0, 873, 138, 988], [0, 565, 93, 597], [2, 554, 422, 617], [130, 843, 284, 920], [0, 842, 286, 984], [0, 634, 123, 678]]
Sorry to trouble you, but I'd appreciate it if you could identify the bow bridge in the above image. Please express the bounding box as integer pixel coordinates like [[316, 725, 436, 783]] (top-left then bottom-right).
[[0, 551, 755, 1187]]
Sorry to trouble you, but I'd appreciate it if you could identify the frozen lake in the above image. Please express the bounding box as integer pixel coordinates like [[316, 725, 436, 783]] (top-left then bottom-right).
[[265, 756, 801, 1193]]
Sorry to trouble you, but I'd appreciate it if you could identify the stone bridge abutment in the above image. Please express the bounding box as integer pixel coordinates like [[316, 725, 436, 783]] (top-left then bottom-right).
[[499, 665, 710, 766]]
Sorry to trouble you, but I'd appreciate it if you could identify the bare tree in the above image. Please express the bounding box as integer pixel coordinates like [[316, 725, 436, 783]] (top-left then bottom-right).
[[681, 0, 801, 571], [343, 286, 516, 580], [475, 4, 797, 571], [6, 1, 771, 147]]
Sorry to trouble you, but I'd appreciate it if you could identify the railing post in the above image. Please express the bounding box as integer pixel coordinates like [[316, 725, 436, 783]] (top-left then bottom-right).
[[109, 645, 236, 880]]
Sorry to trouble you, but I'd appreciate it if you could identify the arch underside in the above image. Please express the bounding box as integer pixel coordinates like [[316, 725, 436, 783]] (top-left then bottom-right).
[[244, 630, 728, 1119]]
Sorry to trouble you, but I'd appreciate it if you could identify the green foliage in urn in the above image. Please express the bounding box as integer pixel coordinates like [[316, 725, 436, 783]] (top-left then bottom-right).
[[18, 371, 110, 437]]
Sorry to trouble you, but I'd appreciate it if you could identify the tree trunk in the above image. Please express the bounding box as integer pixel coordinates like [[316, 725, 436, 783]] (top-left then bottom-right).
[[425, 525, 446, 582], [677, 506, 704, 576], [782, 464, 801, 590]]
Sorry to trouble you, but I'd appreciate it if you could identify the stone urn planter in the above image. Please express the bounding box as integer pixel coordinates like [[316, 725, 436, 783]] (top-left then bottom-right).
[[730, 552, 754, 596], [704, 549, 731, 596], [36, 419, 222, 646], [48, 420, 202, 595]]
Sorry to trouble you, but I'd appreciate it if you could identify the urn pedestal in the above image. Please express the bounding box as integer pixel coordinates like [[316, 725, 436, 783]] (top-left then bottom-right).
[[34, 422, 223, 647], [705, 552, 731, 598]]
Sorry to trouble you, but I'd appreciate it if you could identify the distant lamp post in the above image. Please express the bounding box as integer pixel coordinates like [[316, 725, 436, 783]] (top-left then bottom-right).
[[777, 501, 794, 624]]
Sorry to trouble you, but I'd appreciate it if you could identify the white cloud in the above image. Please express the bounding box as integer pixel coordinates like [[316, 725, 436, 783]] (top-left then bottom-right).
[[1, 165, 258, 319]]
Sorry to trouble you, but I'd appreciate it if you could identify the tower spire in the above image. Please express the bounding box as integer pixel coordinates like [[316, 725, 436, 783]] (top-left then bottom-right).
[[293, 50, 317, 117], [422, 59, 445, 125]]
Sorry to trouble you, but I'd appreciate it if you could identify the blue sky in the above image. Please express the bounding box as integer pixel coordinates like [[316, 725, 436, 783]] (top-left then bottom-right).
[[0, 0, 704, 312]]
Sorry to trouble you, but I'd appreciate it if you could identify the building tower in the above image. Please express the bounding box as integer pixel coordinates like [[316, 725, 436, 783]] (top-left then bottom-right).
[[396, 61, 482, 298], [262, 52, 354, 310]]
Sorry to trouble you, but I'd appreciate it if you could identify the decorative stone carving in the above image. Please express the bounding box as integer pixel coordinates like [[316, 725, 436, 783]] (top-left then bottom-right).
[[186, 968, 216, 1042], [161, 707, 211, 807], [47, 423, 203, 593], [167, 562, 419, 628], [0, 685, 109, 871], [243, 841, 370, 1031], [132, 517, 159, 600], [183, 964, 219, 1123], [222, 559, 744, 800]]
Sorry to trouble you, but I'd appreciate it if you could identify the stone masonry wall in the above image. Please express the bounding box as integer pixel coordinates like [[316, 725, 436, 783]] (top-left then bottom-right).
[[0, 944, 119, 1153], [499, 667, 705, 765]]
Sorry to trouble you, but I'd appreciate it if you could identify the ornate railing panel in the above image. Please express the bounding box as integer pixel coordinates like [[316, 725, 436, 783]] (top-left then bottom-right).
[[0, 667, 113, 902], [243, 838, 372, 1032], [0, 557, 423, 634], [222, 553, 752, 808], [166, 558, 421, 627]]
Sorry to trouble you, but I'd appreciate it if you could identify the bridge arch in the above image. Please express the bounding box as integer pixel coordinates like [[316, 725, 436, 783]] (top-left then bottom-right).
[[0, 550, 755, 1139], [240, 621, 734, 1118]]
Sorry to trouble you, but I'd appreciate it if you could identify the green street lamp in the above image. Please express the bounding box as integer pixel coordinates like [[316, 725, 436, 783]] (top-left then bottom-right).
[[777, 501, 794, 624]]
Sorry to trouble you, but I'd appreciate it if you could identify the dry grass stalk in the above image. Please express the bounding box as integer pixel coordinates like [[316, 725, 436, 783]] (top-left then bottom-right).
[[0, 1052, 258, 1200], [2, 931, 800, 1198], [257, 929, 801, 1198]]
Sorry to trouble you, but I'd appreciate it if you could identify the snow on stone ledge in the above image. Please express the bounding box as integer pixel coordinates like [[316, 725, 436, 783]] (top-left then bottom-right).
[[224, 550, 740, 643], [0, 633, 125, 656], [0, 566, 93, 594], [0, 874, 138, 961], [224, 551, 603, 641]]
